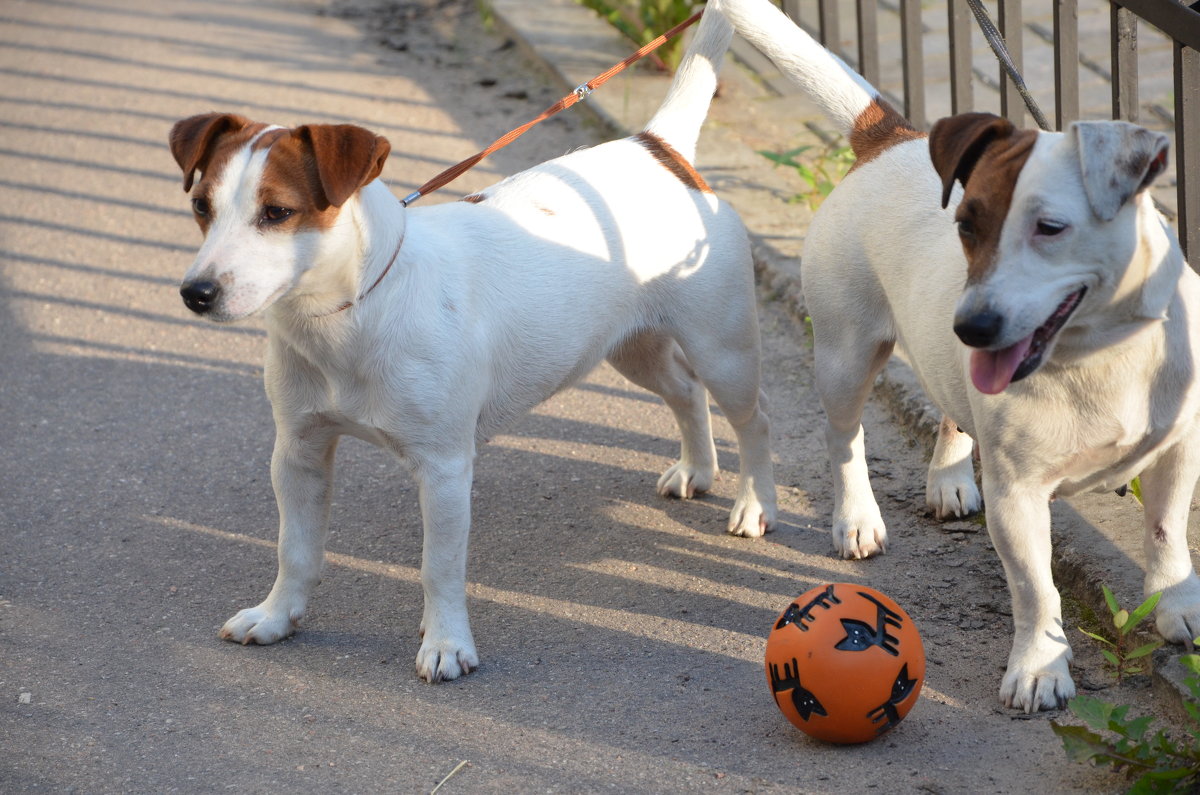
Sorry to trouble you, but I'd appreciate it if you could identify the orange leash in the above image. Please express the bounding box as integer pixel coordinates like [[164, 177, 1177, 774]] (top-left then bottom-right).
[[400, 8, 704, 206]]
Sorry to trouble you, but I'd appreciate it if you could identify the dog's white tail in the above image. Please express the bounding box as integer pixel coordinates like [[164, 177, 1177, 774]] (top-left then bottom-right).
[[642, 1, 734, 162], [720, 0, 918, 157]]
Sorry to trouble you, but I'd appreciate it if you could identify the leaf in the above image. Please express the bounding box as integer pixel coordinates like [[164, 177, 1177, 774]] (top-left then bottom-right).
[[1069, 695, 1116, 731], [1123, 714, 1154, 742], [1103, 584, 1120, 616], [1051, 722, 1115, 764], [1101, 649, 1121, 667], [1128, 591, 1162, 628], [1114, 609, 1130, 631], [1128, 476, 1143, 505], [1079, 628, 1116, 647], [1126, 640, 1164, 660]]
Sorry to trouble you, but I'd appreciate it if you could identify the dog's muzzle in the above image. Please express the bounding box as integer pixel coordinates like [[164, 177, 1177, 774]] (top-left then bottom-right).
[[180, 280, 220, 315]]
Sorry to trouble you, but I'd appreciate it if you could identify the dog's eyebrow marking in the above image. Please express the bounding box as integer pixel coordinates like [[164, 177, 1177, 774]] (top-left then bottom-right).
[[848, 97, 925, 172], [634, 131, 711, 193], [461, 193, 487, 204]]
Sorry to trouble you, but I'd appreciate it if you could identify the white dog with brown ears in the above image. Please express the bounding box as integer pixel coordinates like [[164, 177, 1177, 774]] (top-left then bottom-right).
[[721, 0, 1200, 712], [169, 1, 775, 683]]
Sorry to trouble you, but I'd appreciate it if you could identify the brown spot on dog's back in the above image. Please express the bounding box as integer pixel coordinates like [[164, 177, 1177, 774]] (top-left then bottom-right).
[[635, 131, 711, 193], [951, 129, 1037, 282], [848, 98, 925, 172]]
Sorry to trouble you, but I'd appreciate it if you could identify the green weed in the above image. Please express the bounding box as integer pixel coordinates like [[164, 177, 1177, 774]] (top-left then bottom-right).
[[1052, 654, 1200, 793], [757, 141, 856, 209], [1078, 586, 1163, 682], [575, 0, 697, 72]]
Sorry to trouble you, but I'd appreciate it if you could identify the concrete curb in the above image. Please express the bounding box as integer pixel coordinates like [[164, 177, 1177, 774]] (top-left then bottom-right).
[[484, 0, 1196, 722]]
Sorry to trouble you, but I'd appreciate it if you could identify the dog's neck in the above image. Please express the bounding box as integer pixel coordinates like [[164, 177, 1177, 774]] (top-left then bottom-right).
[[270, 179, 406, 324], [1061, 196, 1184, 357]]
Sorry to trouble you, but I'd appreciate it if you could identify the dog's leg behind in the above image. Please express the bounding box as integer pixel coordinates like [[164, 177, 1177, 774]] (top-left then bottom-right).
[[807, 296, 894, 558], [925, 416, 982, 519], [608, 332, 718, 499], [220, 424, 339, 644], [669, 306, 777, 537], [1138, 436, 1200, 645], [610, 324, 776, 536]]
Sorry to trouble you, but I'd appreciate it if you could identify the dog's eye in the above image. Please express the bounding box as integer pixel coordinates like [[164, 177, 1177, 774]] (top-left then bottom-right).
[[191, 197, 210, 217], [956, 219, 976, 240], [1035, 219, 1067, 237], [261, 206, 294, 225]]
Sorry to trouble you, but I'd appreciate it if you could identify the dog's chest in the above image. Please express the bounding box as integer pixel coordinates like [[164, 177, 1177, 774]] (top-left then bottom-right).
[[1050, 378, 1189, 496]]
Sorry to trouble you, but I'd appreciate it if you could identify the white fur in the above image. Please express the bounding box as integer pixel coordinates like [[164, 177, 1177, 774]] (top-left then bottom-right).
[[177, 2, 776, 682], [724, 0, 1200, 712]]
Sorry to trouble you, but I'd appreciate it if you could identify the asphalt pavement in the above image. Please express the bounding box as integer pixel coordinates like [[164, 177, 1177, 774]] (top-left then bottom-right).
[[1, 1, 1194, 792]]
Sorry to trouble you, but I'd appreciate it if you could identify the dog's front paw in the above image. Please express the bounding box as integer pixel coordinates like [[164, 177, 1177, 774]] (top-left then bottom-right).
[[219, 603, 300, 645], [727, 492, 775, 538], [999, 636, 1075, 713], [925, 472, 982, 520], [1153, 574, 1200, 645], [415, 635, 479, 683], [831, 509, 887, 559], [656, 461, 715, 500]]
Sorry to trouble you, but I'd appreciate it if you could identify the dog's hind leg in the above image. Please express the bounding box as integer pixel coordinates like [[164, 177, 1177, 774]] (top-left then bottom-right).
[[608, 332, 719, 501], [925, 416, 982, 519], [665, 322, 778, 538], [220, 424, 339, 645], [811, 321, 894, 559], [1138, 436, 1200, 647]]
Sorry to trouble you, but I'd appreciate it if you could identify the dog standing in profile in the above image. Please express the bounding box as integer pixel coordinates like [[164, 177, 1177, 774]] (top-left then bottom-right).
[[721, 0, 1200, 712], [168, 1, 775, 682]]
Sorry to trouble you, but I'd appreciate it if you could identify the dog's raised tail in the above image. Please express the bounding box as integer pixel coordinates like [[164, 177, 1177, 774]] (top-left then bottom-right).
[[720, 0, 922, 159], [642, 1, 734, 163]]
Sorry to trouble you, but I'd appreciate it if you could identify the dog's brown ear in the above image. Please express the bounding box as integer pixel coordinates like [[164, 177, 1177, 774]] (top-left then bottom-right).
[[294, 124, 391, 210], [1072, 121, 1169, 222], [928, 113, 1016, 208], [170, 113, 252, 192]]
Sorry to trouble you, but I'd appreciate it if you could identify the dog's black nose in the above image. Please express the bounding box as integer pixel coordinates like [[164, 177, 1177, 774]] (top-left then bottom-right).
[[954, 310, 1004, 348], [180, 280, 220, 314]]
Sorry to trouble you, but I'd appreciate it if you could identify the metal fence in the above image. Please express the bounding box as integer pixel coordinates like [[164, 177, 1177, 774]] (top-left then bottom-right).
[[780, 0, 1200, 269]]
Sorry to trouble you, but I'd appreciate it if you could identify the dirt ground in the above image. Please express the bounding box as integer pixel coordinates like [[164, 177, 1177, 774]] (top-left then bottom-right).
[[0, 0, 1178, 791]]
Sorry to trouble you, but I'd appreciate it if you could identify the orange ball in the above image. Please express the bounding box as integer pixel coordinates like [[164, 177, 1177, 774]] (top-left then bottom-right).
[[765, 583, 924, 744]]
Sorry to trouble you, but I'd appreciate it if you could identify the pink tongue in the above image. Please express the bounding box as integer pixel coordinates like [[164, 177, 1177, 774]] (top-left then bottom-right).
[[970, 334, 1034, 394]]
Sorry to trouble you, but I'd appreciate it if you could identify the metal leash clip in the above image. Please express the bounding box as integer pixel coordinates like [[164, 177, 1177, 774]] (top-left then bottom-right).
[[572, 83, 593, 102]]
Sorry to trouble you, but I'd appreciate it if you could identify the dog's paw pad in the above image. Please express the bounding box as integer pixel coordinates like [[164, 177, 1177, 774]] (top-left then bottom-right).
[[415, 639, 479, 683], [219, 605, 298, 645], [832, 516, 888, 559], [1153, 576, 1200, 644], [1000, 638, 1075, 712], [1000, 667, 1076, 713], [925, 478, 982, 520], [727, 497, 775, 538], [656, 461, 714, 500]]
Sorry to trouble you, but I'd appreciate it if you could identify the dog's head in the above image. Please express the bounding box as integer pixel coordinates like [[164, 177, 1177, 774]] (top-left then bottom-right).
[[929, 112, 1169, 394], [169, 113, 391, 321]]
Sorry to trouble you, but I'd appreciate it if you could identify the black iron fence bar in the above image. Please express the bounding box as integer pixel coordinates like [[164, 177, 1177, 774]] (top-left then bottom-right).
[[998, 0, 1025, 125], [819, 0, 840, 47], [1114, 0, 1200, 51], [1111, 5, 1139, 121], [900, 0, 925, 128], [856, 0, 880, 87], [949, 1, 974, 114], [1176, 41, 1199, 266], [1054, 0, 1080, 128]]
